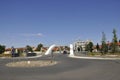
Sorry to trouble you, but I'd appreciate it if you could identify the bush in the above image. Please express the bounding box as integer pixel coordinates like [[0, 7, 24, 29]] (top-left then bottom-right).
[[0, 54, 11, 57], [0, 45, 5, 54], [88, 52, 101, 56]]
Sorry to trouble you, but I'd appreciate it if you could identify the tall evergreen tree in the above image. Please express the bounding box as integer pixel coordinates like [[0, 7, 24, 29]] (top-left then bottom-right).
[[101, 32, 106, 43], [101, 32, 108, 54], [112, 29, 118, 43], [96, 43, 100, 51], [111, 29, 118, 53]]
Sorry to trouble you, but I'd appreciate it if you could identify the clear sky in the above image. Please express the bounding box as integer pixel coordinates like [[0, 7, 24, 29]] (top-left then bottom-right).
[[0, 0, 120, 48]]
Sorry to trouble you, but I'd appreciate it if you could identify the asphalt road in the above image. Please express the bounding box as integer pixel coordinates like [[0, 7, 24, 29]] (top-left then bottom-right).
[[0, 54, 120, 80]]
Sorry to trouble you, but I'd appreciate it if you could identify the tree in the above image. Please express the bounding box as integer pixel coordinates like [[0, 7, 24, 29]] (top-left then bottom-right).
[[112, 29, 118, 43], [36, 43, 43, 51], [89, 42, 94, 52], [63, 46, 70, 52], [111, 29, 118, 53], [26, 45, 33, 52], [101, 32, 106, 43], [101, 42, 108, 54], [101, 32, 108, 54], [85, 42, 93, 52], [0, 45, 5, 54], [96, 43, 100, 51]]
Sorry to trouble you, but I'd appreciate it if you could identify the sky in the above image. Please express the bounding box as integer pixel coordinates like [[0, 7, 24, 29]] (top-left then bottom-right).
[[0, 0, 120, 48]]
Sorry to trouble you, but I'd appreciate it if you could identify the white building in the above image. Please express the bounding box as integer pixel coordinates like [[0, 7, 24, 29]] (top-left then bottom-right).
[[73, 40, 91, 52]]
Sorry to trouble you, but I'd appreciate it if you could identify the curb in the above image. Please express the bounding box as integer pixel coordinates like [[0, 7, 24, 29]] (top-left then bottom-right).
[[69, 55, 120, 60], [0, 55, 42, 59]]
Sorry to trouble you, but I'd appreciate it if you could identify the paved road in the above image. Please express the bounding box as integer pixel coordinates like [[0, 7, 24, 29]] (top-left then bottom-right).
[[0, 54, 120, 80]]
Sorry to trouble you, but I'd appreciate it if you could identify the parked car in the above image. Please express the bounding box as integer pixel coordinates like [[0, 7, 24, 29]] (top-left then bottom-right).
[[27, 52, 36, 57]]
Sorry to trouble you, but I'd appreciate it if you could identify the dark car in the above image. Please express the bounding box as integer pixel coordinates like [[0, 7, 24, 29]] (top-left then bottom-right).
[[27, 52, 37, 57]]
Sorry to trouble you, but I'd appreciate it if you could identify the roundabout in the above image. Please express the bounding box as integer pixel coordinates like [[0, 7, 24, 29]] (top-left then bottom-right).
[[0, 44, 120, 80], [0, 54, 120, 80], [6, 60, 57, 68]]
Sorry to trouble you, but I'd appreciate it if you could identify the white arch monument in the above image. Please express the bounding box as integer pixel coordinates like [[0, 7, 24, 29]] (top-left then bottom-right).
[[44, 44, 74, 56], [45, 44, 56, 55], [69, 44, 74, 56]]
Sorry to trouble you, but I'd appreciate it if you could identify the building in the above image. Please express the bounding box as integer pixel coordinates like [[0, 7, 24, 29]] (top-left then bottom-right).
[[73, 40, 91, 52]]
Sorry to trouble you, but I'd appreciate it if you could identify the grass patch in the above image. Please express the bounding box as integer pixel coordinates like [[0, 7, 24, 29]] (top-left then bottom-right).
[[88, 52, 120, 57], [88, 52, 101, 56], [0, 54, 11, 57]]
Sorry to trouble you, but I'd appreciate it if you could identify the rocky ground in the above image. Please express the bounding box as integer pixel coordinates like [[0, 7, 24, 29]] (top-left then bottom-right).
[[6, 60, 57, 68]]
